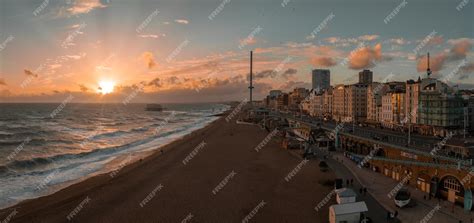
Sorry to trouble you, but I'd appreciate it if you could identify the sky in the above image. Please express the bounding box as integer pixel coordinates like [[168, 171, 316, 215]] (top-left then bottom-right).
[[0, 0, 473, 103]]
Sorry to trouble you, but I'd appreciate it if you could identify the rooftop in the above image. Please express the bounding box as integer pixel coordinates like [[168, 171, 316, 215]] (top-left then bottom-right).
[[330, 201, 368, 215]]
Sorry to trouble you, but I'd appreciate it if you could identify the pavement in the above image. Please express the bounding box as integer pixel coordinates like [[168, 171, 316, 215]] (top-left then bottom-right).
[[333, 152, 474, 223], [288, 149, 394, 223]]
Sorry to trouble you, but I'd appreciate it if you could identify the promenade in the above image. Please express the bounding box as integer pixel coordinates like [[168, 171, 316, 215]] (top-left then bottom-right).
[[333, 152, 473, 223]]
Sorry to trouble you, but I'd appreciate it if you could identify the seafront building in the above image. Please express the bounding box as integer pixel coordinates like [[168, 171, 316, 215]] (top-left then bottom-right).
[[380, 82, 406, 129], [312, 69, 331, 91], [288, 88, 309, 112], [332, 85, 347, 122], [405, 78, 421, 125], [346, 83, 368, 123], [264, 66, 474, 137], [358, 69, 373, 84], [258, 58, 474, 213], [366, 82, 386, 124], [417, 78, 465, 136]]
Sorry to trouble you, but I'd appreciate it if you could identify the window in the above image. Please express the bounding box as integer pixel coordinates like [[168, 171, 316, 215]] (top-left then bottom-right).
[[444, 177, 461, 192]]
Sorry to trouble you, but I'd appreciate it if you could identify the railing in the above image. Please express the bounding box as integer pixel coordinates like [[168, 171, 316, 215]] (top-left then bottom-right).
[[276, 113, 472, 167], [346, 152, 473, 171]]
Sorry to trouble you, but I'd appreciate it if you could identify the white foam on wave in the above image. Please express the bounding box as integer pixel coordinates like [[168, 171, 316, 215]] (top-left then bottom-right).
[[0, 105, 229, 209]]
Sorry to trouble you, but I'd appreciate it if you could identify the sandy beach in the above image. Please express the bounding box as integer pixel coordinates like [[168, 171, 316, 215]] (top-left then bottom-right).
[[0, 111, 335, 223]]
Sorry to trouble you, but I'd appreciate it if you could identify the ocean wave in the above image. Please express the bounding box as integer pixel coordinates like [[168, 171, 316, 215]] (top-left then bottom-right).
[[0, 131, 13, 136], [0, 116, 214, 177]]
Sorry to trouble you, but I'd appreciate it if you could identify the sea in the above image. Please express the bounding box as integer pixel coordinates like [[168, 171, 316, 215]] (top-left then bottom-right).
[[0, 103, 229, 209]]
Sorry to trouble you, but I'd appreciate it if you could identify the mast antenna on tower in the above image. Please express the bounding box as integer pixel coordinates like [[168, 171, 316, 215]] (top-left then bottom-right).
[[426, 52, 432, 78]]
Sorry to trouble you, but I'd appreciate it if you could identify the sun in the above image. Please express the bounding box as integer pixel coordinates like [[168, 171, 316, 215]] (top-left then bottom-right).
[[98, 81, 115, 95]]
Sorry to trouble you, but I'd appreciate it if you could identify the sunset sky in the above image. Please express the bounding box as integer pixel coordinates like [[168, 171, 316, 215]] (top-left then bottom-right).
[[0, 0, 473, 103]]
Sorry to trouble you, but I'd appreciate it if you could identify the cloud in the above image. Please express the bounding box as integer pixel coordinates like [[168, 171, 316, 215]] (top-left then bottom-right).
[[66, 0, 106, 16], [0, 89, 12, 97], [459, 62, 474, 80], [65, 54, 86, 60], [348, 43, 389, 70], [69, 24, 83, 29], [358, 35, 379, 41], [281, 68, 297, 79], [416, 53, 447, 73], [147, 78, 162, 88], [24, 69, 38, 77], [79, 84, 89, 92], [427, 35, 444, 46], [138, 34, 165, 39], [141, 52, 157, 69], [249, 68, 298, 80], [324, 35, 379, 46], [310, 56, 337, 67], [95, 66, 112, 72], [387, 38, 408, 45], [416, 39, 472, 73], [253, 70, 277, 79], [174, 19, 189, 24], [461, 62, 474, 73], [449, 39, 472, 60], [279, 81, 311, 90], [0, 78, 6, 86]]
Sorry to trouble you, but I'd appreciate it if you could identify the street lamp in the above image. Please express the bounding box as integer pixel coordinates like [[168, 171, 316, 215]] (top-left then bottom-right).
[[464, 107, 468, 139]]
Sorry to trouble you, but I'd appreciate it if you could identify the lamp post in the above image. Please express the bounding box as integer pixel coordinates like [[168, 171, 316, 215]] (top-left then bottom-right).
[[408, 122, 411, 145], [464, 107, 468, 139]]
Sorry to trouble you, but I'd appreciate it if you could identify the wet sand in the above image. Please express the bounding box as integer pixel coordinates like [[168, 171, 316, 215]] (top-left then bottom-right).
[[0, 112, 335, 223]]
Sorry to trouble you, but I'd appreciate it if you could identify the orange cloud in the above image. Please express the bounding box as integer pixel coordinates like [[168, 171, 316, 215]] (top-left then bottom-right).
[[24, 69, 38, 77], [348, 43, 388, 70], [450, 39, 472, 59], [0, 78, 6, 86], [416, 53, 447, 73], [78, 84, 89, 92], [416, 39, 472, 73], [66, 0, 106, 15], [141, 52, 157, 69], [310, 56, 336, 67]]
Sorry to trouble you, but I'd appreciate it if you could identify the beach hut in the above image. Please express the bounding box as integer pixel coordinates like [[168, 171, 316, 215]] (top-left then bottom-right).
[[329, 201, 368, 223], [336, 188, 357, 204]]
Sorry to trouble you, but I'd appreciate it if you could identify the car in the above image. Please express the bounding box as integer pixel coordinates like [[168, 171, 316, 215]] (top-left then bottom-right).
[[394, 188, 411, 208]]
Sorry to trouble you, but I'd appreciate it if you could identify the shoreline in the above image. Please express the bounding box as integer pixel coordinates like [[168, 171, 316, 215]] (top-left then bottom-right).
[[0, 110, 227, 211], [0, 109, 335, 222]]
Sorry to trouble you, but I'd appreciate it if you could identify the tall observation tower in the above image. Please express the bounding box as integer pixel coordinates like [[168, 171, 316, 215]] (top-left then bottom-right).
[[249, 51, 254, 105]]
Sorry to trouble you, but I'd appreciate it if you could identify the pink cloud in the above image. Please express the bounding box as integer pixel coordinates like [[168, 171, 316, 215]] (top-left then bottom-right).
[[310, 56, 337, 67], [416, 39, 472, 73], [348, 43, 389, 70], [416, 53, 447, 73], [66, 0, 106, 15]]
